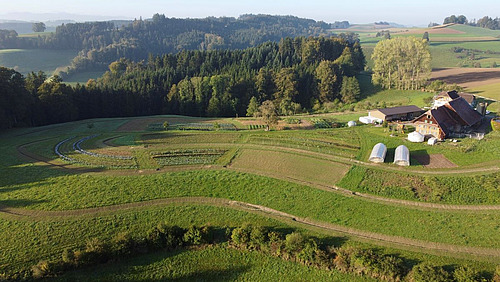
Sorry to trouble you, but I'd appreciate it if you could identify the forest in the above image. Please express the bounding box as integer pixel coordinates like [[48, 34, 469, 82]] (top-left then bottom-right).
[[0, 36, 365, 130], [0, 14, 340, 77]]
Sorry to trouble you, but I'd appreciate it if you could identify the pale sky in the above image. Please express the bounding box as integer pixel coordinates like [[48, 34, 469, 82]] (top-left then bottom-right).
[[0, 0, 498, 26]]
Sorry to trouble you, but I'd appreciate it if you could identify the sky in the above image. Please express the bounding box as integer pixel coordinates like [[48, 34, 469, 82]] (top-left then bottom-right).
[[0, 0, 498, 26]]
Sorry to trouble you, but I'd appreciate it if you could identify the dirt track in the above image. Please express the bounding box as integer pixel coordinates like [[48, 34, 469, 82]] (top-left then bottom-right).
[[1, 196, 499, 259]]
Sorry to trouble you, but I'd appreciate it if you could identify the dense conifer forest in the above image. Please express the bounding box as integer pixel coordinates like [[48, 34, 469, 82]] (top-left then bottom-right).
[[0, 36, 365, 129]]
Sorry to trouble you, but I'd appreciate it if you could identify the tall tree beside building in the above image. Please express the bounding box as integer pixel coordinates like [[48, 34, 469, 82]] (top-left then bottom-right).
[[371, 37, 431, 90]]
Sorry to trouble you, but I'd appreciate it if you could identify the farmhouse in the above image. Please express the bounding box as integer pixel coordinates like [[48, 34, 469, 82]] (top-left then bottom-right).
[[414, 97, 482, 140], [368, 105, 424, 122], [433, 90, 476, 108]]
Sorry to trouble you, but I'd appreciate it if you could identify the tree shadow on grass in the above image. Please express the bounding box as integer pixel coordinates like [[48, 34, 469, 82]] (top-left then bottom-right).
[[0, 198, 47, 210]]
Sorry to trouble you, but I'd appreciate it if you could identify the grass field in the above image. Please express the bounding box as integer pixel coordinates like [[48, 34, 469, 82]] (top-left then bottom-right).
[[1, 112, 500, 278], [0, 49, 77, 75], [231, 148, 350, 185]]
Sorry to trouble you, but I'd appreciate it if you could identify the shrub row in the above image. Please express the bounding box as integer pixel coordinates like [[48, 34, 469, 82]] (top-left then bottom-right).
[[12, 224, 211, 280], [229, 224, 500, 282], [3, 223, 499, 281]]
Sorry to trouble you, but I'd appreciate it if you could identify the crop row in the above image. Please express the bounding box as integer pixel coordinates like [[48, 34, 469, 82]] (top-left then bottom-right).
[[73, 135, 134, 160], [248, 124, 266, 130], [54, 136, 77, 162], [151, 149, 227, 166], [176, 123, 237, 131]]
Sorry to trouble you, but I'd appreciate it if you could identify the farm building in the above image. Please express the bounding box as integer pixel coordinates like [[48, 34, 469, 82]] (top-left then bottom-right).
[[369, 143, 387, 163], [393, 145, 410, 166], [413, 97, 482, 140], [433, 90, 476, 108], [347, 121, 357, 127], [368, 105, 424, 122]]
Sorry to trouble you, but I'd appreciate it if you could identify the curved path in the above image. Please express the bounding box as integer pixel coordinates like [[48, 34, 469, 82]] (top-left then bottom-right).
[[1, 196, 499, 260], [15, 138, 500, 211]]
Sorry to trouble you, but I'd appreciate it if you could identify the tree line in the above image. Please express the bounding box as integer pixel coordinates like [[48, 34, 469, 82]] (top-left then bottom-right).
[[0, 36, 365, 130], [442, 14, 500, 30], [0, 14, 343, 77], [371, 37, 431, 90]]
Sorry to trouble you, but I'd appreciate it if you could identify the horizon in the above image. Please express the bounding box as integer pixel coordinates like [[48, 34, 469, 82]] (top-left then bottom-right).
[[1, 0, 499, 26]]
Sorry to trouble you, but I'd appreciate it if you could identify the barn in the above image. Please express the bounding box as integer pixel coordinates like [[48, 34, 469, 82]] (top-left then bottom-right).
[[368, 105, 424, 122]]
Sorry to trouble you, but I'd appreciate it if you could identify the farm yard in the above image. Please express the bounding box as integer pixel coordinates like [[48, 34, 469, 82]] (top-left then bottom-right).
[[1, 113, 500, 279]]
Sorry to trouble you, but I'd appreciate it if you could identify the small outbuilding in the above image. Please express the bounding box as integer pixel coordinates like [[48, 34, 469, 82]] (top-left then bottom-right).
[[427, 137, 438, 145], [408, 131, 425, 143], [347, 121, 357, 127], [369, 143, 387, 163], [359, 116, 383, 124], [393, 145, 410, 166]]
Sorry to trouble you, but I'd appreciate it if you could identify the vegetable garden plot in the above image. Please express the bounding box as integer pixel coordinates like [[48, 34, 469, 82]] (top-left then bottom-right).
[[151, 149, 227, 166], [54, 136, 138, 169], [247, 135, 359, 158], [176, 123, 237, 131]]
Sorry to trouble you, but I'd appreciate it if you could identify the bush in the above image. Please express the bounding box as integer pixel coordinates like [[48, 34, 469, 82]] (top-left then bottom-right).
[[285, 232, 305, 254], [453, 265, 481, 282], [31, 260, 58, 278], [231, 224, 252, 248], [111, 232, 135, 256], [146, 223, 184, 249], [61, 248, 75, 264], [493, 265, 500, 282], [249, 226, 268, 250], [409, 263, 450, 282], [183, 225, 210, 245]]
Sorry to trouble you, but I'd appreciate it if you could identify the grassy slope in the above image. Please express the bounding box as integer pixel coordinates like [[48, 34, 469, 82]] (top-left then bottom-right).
[[0, 49, 77, 75], [56, 245, 373, 282], [2, 169, 500, 249]]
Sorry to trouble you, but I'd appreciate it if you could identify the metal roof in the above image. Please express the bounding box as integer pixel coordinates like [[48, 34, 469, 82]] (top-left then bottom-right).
[[375, 105, 423, 116]]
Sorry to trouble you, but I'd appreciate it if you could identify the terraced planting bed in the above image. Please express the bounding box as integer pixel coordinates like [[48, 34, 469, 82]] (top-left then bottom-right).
[[151, 149, 227, 166]]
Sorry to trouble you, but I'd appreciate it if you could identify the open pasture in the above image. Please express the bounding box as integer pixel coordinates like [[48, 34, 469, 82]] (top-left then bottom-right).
[[0, 49, 77, 75]]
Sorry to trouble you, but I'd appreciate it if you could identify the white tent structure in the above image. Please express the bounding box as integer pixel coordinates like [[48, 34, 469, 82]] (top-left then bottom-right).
[[427, 137, 438, 145], [359, 116, 383, 124], [394, 145, 410, 166], [408, 131, 424, 143], [347, 121, 357, 127], [369, 143, 387, 163]]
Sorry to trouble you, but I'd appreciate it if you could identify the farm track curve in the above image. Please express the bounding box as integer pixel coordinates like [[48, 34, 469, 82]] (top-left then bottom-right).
[[1, 196, 499, 260], [15, 139, 500, 211]]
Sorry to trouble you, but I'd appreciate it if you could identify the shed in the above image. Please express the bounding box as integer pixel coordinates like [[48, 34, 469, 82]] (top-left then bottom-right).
[[369, 143, 387, 163], [408, 131, 424, 143], [347, 121, 357, 127], [427, 137, 438, 145], [393, 145, 410, 166]]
